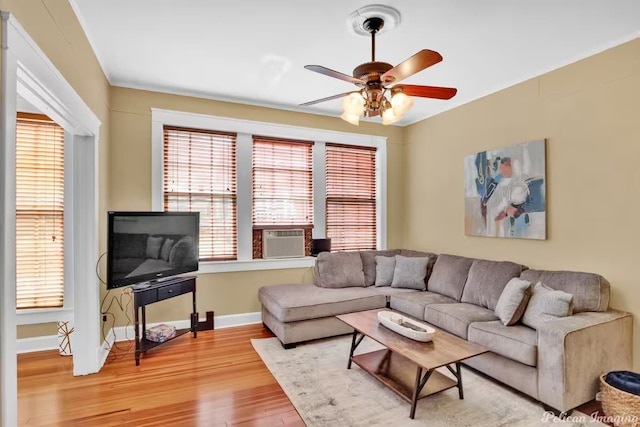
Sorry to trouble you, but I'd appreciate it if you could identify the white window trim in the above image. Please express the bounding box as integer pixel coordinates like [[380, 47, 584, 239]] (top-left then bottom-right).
[[151, 109, 387, 272]]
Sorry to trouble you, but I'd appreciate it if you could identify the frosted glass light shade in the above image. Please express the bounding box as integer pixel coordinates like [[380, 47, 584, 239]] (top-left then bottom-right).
[[341, 112, 360, 125], [391, 92, 413, 116], [341, 92, 365, 115], [382, 108, 401, 125]]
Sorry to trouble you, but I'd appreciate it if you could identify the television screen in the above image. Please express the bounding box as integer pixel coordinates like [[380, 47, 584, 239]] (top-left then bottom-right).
[[107, 211, 200, 289]]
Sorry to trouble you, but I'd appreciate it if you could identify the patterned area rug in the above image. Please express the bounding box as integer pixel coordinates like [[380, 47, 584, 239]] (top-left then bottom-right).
[[252, 336, 605, 427]]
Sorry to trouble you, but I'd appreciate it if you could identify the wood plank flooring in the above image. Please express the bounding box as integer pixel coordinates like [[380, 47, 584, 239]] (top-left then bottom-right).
[[18, 324, 305, 426], [17, 323, 607, 426]]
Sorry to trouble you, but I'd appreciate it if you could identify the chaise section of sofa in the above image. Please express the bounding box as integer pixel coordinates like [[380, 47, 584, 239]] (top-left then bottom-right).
[[259, 249, 437, 347]]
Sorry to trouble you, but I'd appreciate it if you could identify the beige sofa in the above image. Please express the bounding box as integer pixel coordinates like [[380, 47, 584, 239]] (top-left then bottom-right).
[[258, 249, 633, 413]]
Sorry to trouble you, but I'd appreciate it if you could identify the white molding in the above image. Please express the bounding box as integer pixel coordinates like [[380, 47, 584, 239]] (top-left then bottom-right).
[[196, 257, 315, 274], [66, 0, 112, 83], [16, 335, 59, 354], [1, 19, 102, 426], [1, 12, 20, 427], [16, 308, 73, 326], [151, 108, 386, 147], [311, 141, 326, 239], [235, 133, 253, 260]]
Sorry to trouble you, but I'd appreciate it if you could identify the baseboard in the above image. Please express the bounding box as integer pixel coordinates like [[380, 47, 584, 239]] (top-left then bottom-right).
[[16, 335, 60, 354], [16, 311, 262, 355]]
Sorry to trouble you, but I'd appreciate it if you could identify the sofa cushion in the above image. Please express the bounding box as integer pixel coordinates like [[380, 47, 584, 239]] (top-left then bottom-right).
[[519, 269, 609, 313], [399, 249, 438, 283], [461, 259, 527, 311], [315, 252, 365, 288], [369, 286, 420, 303], [468, 321, 538, 367], [521, 282, 574, 330], [391, 255, 429, 290], [424, 303, 498, 339], [390, 292, 456, 320], [427, 254, 475, 301], [494, 277, 532, 326], [360, 250, 401, 286], [258, 284, 385, 322], [374, 256, 396, 287]]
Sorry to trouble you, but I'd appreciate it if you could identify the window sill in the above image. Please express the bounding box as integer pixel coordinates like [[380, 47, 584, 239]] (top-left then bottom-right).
[[197, 257, 316, 274], [17, 307, 74, 325]]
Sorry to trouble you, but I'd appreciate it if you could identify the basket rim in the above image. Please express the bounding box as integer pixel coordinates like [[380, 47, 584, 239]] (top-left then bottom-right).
[[600, 374, 640, 399]]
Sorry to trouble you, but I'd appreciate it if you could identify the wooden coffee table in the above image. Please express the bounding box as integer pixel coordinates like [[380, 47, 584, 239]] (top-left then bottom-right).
[[336, 309, 488, 419]]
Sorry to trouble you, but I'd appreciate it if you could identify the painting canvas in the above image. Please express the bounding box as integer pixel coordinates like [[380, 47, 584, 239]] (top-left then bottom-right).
[[464, 139, 546, 239]]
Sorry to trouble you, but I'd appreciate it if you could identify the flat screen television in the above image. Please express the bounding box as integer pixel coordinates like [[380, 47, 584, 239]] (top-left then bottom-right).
[[107, 211, 200, 289]]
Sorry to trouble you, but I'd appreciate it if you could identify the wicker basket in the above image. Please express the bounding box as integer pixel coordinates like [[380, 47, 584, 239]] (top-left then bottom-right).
[[600, 374, 640, 426]]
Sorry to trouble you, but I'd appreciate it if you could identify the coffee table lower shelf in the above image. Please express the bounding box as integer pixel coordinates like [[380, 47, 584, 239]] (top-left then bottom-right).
[[351, 349, 458, 402]]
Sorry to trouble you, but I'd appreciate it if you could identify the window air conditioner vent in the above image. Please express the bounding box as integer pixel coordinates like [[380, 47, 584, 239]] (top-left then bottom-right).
[[262, 229, 305, 259]]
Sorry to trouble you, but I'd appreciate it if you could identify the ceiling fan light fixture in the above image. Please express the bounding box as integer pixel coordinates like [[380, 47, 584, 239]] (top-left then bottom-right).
[[391, 91, 414, 116], [381, 104, 401, 125], [341, 111, 360, 125], [341, 92, 365, 115]]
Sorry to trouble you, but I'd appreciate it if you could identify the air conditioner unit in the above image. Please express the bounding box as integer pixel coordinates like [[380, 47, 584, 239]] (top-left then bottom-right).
[[263, 229, 305, 259]]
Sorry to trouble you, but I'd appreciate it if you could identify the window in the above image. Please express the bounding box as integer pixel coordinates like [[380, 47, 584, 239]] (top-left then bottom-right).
[[163, 126, 237, 260], [326, 143, 377, 251], [152, 110, 386, 272], [252, 136, 313, 227], [15, 113, 65, 309]]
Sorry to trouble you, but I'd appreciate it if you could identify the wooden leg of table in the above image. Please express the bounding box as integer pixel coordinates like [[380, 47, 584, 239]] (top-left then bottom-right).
[[410, 366, 423, 419]]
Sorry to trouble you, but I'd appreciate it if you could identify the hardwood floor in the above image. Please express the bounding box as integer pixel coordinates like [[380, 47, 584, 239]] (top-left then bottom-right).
[[18, 324, 305, 426]]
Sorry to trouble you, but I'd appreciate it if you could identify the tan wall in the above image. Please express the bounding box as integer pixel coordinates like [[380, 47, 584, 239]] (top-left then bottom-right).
[[0, 1, 110, 339], [403, 38, 640, 369], [107, 87, 405, 325]]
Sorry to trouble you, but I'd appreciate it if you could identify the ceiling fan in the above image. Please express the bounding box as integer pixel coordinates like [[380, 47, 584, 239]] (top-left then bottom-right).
[[300, 16, 457, 125]]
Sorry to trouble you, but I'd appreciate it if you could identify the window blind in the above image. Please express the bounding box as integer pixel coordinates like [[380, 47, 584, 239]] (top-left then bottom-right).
[[252, 136, 313, 226], [163, 126, 237, 261], [326, 143, 377, 251], [16, 113, 65, 309]]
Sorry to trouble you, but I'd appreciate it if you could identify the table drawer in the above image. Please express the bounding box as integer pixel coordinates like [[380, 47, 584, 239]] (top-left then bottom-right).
[[158, 282, 184, 301], [135, 288, 158, 306]]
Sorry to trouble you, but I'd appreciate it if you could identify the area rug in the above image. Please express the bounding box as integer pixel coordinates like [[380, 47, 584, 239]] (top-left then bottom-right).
[[252, 336, 605, 427]]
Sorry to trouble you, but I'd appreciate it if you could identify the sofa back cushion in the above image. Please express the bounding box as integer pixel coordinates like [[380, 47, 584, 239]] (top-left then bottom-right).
[[461, 259, 527, 310], [427, 254, 475, 301], [315, 252, 365, 288], [400, 250, 438, 284], [519, 269, 610, 312], [360, 250, 401, 286]]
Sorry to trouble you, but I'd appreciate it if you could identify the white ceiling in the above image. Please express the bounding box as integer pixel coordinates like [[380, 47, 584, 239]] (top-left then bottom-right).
[[70, 0, 640, 126]]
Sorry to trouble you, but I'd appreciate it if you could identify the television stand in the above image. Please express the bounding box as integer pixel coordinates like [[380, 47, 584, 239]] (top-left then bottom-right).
[[132, 275, 198, 365]]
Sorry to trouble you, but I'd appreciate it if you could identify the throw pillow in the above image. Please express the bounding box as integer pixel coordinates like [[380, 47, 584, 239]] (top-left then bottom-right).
[[145, 235, 164, 259], [160, 238, 175, 262], [374, 256, 396, 287], [391, 255, 429, 290], [494, 278, 532, 326], [521, 282, 574, 330], [315, 252, 365, 288]]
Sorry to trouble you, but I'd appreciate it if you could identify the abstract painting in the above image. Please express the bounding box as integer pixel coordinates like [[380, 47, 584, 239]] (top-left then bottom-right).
[[464, 139, 546, 239]]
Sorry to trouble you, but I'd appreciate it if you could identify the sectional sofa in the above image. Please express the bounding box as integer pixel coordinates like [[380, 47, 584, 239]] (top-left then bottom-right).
[[258, 249, 633, 413]]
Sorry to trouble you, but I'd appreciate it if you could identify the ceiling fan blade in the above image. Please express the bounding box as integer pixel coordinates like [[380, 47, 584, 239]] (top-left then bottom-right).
[[381, 50, 443, 84], [300, 92, 355, 107], [304, 65, 366, 85], [395, 84, 457, 100]]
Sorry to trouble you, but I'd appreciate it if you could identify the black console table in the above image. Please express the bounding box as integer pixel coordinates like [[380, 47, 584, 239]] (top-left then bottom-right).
[[132, 275, 197, 365]]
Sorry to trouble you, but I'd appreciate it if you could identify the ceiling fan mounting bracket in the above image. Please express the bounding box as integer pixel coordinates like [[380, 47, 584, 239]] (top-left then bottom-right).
[[363, 17, 384, 34], [347, 4, 401, 37]]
